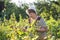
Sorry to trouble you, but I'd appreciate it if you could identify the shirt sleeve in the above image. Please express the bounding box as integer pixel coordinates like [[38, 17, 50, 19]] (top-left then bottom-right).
[[39, 18, 47, 27]]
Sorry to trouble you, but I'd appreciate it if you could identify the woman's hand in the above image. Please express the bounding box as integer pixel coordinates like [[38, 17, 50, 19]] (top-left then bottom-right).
[[36, 27, 48, 32], [37, 28, 45, 32]]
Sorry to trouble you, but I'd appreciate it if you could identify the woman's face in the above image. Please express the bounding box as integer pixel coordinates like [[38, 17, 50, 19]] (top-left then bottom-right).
[[28, 13, 36, 19]]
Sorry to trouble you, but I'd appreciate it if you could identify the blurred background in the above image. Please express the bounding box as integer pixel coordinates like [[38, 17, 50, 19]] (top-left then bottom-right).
[[0, 0, 60, 40]]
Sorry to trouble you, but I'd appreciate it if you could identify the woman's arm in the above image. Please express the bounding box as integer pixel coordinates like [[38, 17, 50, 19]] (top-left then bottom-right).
[[36, 26, 48, 32]]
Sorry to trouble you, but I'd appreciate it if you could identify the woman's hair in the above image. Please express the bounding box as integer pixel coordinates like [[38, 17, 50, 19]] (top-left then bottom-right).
[[27, 9, 36, 14]]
